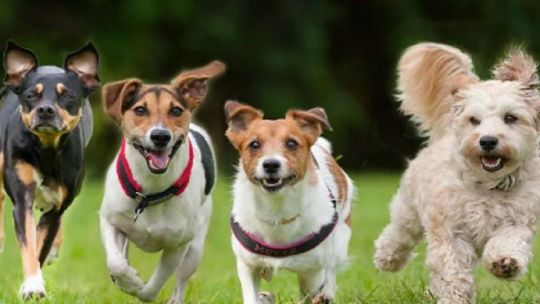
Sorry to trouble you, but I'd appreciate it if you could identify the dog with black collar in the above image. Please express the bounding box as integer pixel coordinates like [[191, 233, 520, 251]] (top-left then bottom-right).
[[99, 61, 224, 303], [0, 41, 99, 299], [224, 101, 354, 304]]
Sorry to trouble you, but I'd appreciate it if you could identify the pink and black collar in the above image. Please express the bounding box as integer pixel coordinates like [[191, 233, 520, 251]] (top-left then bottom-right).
[[116, 138, 194, 221]]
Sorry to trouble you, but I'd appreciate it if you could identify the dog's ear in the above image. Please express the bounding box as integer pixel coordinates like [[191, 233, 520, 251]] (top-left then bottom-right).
[[64, 42, 100, 93], [3, 40, 38, 92], [171, 61, 226, 110], [286, 107, 332, 145], [102, 79, 143, 124], [492, 48, 540, 107], [224, 100, 263, 149], [397, 43, 478, 138]]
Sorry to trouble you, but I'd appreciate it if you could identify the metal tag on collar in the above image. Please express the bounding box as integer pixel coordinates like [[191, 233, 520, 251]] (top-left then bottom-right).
[[133, 192, 148, 222]]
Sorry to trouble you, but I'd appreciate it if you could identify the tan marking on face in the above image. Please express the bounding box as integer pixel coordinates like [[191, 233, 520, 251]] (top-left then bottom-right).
[[15, 161, 37, 186], [35, 83, 43, 95], [19, 106, 34, 130], [326, 153, 348, 203], [233, 118, 315, 184], [56, 83, 65, 95], [122, 85, 191, 142], [57, 106, 82, 133], [21, 211, 40, 278]]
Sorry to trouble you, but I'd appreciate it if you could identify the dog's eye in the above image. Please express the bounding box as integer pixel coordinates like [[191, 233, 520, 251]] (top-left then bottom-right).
[[170, 107, 183, 117], [248, 140, 261, 151], [25, 91, 37, 100], [504, 114, 518, 124], [469, 117, 481, 126], [285, 138, 298, 150], [133, 106, 148, 116]]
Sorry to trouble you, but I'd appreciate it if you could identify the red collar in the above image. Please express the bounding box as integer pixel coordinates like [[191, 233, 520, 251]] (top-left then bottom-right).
[[116, 138, 194, 221]]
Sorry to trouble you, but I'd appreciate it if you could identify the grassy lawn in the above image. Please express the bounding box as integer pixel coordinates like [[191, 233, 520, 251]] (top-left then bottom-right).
[[0, 172, 539, 303]]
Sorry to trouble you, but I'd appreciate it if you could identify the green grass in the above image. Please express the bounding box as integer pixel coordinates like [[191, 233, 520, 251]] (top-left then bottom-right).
[[1, 173, 540, 303]]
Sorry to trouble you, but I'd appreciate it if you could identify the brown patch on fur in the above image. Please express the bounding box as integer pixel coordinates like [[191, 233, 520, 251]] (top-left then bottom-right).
[[21, 211, 39, 277], [35, 83, 43, 95], [345, 212, 352, 228], [15, 161, 36, 186], [326, 154, 348, 204], [52, 221, 63, 251], [56, 83, 65, 95], [122, 86, 192, 142]]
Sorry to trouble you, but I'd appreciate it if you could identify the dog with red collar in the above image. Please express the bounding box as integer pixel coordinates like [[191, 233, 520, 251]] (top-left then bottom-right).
[[224, 101, 354, 304], [99, 61, 224, 303]]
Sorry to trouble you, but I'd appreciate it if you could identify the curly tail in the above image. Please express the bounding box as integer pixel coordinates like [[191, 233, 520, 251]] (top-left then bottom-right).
[[397, 42, 478, 140]]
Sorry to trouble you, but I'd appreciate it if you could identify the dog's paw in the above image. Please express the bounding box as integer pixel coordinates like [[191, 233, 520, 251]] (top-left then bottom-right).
[[312, 294, 333, 304], [373, 249, 413, 272], [258, 291, 275, 304], [19, 273, 46, 300], [45, 246, 60, 265], [108, 262, 145, 295], [490, 257, 520, 279]]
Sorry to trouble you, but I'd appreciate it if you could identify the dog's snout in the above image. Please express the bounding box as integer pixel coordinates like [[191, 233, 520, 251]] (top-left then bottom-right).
[[36, 105, 56, 119], [263, 159, 281, 174], [150, 129, 172, 147], [479, 135, 499, 151]]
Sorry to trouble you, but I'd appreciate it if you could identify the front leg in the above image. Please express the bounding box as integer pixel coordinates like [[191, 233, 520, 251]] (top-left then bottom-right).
[[236, 257, 274, 304], [36, 208, 64, 265], [425, 225, 477, 304], [482, 225, 534, 279], [137, 246, 189, 302], [100, 216, 144, 295], [298, 268, 336, 303], [5, 164, 45, 299]]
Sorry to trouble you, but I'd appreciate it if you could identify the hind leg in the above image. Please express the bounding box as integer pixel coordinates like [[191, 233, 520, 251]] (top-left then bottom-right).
[[168, 198, 212, 304], [45, 220, 62, 265], [374, 191, 423, 271]]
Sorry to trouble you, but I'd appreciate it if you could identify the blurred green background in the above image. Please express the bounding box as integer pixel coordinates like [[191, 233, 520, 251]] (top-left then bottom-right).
[[2, 0, 540, 176]]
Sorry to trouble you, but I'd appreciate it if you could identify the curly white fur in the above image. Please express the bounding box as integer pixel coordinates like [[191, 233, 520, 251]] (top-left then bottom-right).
[[374, 42, 540, 304]]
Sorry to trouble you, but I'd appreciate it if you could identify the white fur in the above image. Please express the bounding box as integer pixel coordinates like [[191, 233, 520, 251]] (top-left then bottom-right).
[[100, 123, 213, 303], [19, 270, 45, 298], [374, 43, 540, 304], [232, 137, 353, 303]]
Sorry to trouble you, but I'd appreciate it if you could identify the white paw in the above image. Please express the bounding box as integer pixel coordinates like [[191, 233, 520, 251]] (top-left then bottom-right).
[[19, 272, 46, 300], [258, 291, 275, 304], [137, 287, 158, 303], [109, 261, 145, 296], [45, 246, 60, 265]]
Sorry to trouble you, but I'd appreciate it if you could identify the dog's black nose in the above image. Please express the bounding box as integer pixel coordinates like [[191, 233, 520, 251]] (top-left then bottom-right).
[[150, 129, 171, 147], [36, 105, 56, 119], [263, 159, 281, 174], [479, 135, 499, 151]]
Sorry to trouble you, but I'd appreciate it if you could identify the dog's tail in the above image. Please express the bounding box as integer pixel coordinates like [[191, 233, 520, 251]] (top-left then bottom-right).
[[397, 42, 478, 140]]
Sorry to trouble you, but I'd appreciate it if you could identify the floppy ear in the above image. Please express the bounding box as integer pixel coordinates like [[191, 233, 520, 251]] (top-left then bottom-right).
[[286, 107, 332, 145], [171, 61, 226, 110], [64, 42, 100, 93], [102, 79, 143, 124], [224, 100, 263, 149], [3, 40, 38, 91]]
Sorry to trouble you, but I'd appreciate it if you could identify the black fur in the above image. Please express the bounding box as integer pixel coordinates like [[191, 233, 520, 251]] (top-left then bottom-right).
[[1, 41, 98, 266]]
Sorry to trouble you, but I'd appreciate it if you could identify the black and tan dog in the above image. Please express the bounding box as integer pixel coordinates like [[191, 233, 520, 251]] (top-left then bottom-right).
[[0, 41, 99, 299]]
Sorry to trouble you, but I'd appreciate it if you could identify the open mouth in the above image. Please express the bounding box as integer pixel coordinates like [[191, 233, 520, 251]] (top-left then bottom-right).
[[480, 155, 506, 172], [133, 140, 182, 174], [258, 175, 296, 192]]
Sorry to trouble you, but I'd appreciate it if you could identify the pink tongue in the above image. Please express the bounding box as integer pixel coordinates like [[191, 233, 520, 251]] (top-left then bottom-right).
[[147, 152, 170, 170]]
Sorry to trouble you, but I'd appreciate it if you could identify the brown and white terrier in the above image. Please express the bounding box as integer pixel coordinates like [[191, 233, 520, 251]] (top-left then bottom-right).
[[225, 101, 354, 304], [99, 61, 224, 303]]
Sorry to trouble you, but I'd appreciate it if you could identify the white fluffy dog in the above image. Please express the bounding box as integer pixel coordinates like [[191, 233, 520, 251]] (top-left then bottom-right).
[[374, 42, 540, 304]]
